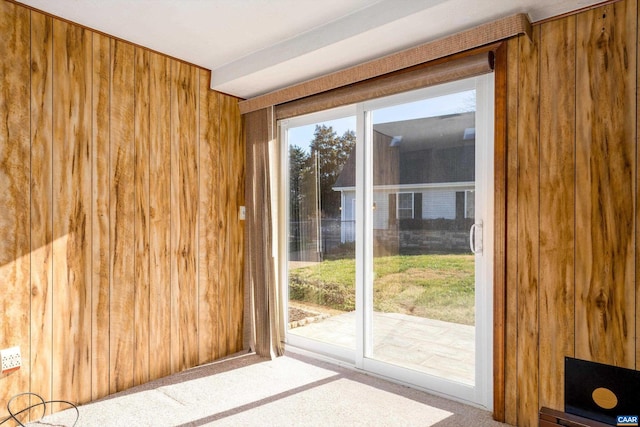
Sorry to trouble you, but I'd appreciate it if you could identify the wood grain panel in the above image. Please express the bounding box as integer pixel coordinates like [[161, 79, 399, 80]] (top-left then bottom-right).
[[91, 31, 111, 401], [52, 19, 92, 407], [198, 71, 221, 364], [218, 91, 231, 358], [171, 60, 199, 371], [148, 51, 172, 380], [0, 1, 30, 419], [538, 16, 576, 410], [0, 0, 246, 417], [30, 10, 53, 409], [134, 47, 151, 386], [503, 36, 519, 427], [227, 95, 245, 353], [637, 0, 640, 371], [575, 0, 636, 368], [515, 26, 540, 427], [109, 38, 136, 393]]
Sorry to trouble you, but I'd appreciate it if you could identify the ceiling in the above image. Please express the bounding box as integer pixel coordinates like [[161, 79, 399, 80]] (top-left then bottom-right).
[[17, 0, 603, 99]]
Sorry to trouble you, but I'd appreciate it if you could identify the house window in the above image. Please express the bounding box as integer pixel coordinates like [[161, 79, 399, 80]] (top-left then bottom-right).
[[397, 192, 414, 219], [456, 191, 465, 219], [457, 190, 475, 219], [465, 190, 475, 219]]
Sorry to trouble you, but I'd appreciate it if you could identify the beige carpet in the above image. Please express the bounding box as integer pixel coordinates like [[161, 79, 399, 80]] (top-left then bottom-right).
[[28, 351, 509, 426]]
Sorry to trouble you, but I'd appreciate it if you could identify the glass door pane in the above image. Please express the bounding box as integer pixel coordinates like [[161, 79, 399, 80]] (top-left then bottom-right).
[[284, 112, 357, 358], [367, 88, 478, 385]]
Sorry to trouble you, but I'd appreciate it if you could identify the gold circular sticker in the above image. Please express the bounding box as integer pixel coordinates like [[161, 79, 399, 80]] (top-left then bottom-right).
[[592, 387, 618, 410]]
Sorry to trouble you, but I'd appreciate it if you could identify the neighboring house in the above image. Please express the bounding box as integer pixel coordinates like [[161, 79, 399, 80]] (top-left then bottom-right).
[[333, 112, 476, 242]]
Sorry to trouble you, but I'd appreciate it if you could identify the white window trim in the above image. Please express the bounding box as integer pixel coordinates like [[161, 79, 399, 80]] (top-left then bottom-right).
[[396, 192, 414, 219]]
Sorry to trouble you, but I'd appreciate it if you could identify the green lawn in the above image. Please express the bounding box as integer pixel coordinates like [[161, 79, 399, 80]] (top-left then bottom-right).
[[289, 254, 475, 325]]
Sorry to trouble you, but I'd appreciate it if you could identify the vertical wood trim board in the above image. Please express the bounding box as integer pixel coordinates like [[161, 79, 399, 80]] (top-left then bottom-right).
[[133, 46, 151, 387], [538, 15, 576, 410], [637, 0, 640, 371], [228, 96, 245, 354], [91, 31, 111, 401], [492, 41, 507, 423], [170, 61, 199, 373], [109, 38, 136, 394], [0, 0, 245, 418], [148, 51, 172, 381], [218, 93, 231, 358], [515, 25, 540, 426], [198, 71, 221, 364], [0, 1, 31, 420], [503, 36, 519, 427], [51, 19, 93, 410], [30, 9, 54, 410]]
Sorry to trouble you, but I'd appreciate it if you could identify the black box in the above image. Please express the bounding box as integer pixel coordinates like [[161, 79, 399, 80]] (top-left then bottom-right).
[[565, 357, 640, 426]]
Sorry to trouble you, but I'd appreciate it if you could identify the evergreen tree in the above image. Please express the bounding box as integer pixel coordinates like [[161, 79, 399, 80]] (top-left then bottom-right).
[[289, 144, 308, 222], [309, 125, 356, 218]]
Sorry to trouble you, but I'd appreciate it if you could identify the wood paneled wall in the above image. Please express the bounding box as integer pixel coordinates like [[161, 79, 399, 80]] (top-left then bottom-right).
[[503, 0, 638, 425], [0, 0, 245, 421]]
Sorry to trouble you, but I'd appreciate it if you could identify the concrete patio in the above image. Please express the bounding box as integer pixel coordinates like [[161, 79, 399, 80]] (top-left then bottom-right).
[[289, 311, 475, 386]]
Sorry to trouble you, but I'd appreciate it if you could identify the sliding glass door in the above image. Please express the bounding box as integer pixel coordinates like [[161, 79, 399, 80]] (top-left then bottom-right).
[[281, 75, 494, 408], [282, 106, 358, 361]]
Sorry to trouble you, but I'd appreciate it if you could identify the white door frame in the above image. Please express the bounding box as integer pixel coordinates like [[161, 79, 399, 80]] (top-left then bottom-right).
[[280, 74, 494, 409]]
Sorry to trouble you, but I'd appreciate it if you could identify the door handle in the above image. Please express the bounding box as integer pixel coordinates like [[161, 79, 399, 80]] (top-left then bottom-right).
[[469, 222, 483, 254]]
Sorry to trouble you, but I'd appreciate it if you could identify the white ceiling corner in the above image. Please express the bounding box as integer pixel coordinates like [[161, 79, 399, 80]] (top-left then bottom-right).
[[17, 0, 605, 99]]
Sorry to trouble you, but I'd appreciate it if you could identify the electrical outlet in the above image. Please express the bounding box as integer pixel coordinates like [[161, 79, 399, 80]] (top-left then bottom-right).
[[1, 346, 21, 373]]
